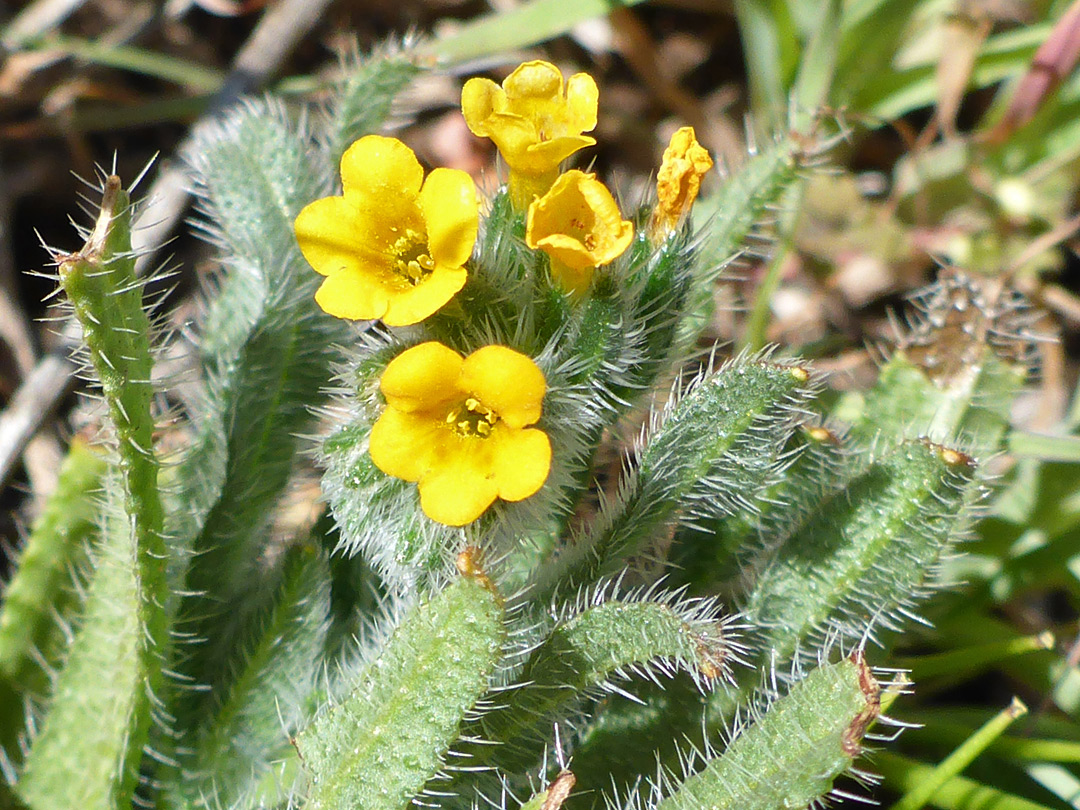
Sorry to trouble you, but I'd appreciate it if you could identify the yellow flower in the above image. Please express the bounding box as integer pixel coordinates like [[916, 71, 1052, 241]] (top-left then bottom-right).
[[294, 135, 478, 326], [525, 170, 633, 295], [462, 60, 599, 208], [370, 342, 551, 526], [650, 127, 713, 240]]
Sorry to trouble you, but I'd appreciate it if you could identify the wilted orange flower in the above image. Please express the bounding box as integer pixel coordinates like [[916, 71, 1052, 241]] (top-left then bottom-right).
[[294, 136, 478, 326], [650, 127, 713, 240], [369, 342, 551, 526], [526, 170, 633, 295]]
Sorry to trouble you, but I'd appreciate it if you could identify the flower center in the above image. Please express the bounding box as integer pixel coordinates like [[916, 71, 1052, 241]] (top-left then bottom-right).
[[392, 229, 435, 286], [567, 217, 598, 251], [445, 396, 499, 438]]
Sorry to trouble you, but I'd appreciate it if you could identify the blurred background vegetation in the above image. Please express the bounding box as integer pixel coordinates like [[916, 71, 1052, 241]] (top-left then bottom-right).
[[1, 0, 1080, 807]]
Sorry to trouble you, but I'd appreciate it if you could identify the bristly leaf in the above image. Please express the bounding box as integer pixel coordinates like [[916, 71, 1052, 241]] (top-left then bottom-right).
[[677, 135, 804, 350], [834, 351, 1024, 457], [0, 440, 105, 715], [669, 424, 849, 596], [19, 179, 167, 810], [442, 590, 733, 803], [295, 550, 505, 810], [653, 656, 880, 810], [171, 546, 331, 810], [528, 355, 815, 604], [739, 439, 979, 661], [322, 43, 424, 171], [17, 482, 156, 810], [168, 100, 349, 729]]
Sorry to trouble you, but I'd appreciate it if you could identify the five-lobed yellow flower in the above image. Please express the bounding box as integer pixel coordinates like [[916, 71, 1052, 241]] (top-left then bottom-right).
[[462, 60, 599, 208], [649, 126, 713, 241], [294, 135, 479, 326], [525, 170, 634, 295], [369, 341, 552, 526]]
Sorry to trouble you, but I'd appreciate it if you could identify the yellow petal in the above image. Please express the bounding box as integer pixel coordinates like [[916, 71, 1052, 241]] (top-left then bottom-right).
[[503, 60, 563, 101], [420, 168, 479, 268], [519, 135, 597, 176], [369, 407, 441, 482], [314, 270, 391, 321], [531, 233, 595, 271], [526, 170, 633, 271], [381, 264, 468, 327], [340, 135, 424, 200], [564, 73, 599, 132], [547, 260, 594, 295], [461, 77, 505, 136], [380, 342, 463, 414], [493, 427, 551, 501], [417, 443, 500, 526], [294, 196, 386, 277], [460, 345, 545, 429]]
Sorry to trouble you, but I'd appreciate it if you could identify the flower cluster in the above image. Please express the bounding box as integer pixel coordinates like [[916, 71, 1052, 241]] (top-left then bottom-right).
[[294, 60, 712, 525]]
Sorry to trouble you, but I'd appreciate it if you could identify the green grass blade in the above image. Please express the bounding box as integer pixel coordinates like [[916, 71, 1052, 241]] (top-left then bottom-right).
[[874, 750, 1060, 810], [427, 0, 648, 66], [890, 698, 1028, 810]]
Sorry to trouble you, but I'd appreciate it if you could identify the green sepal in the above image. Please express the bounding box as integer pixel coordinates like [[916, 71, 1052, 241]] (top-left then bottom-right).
[[657, 657, 880, 810], [296, 557, 505, 810]]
